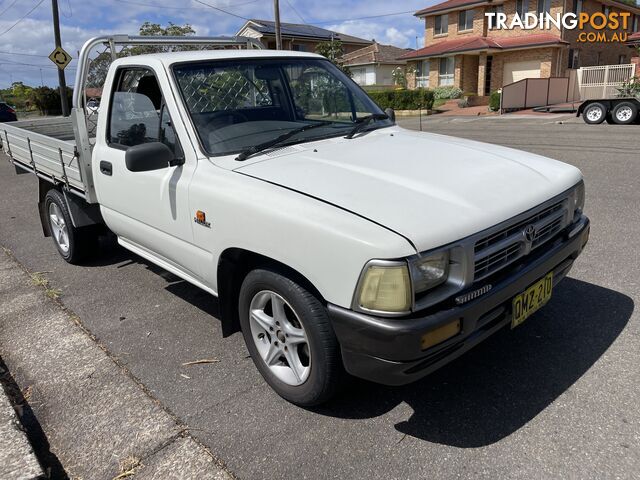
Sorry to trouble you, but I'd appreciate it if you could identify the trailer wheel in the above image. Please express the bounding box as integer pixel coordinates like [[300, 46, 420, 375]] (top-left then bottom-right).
[[44, 190, 97, 264], [611, 102, 638, 125], [582, 102, 607, 125], [238, 268, 344, 406]]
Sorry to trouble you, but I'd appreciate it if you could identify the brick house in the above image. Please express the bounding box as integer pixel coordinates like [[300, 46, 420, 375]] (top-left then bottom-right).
[[400, 0, 640, 96], [341, 42, 412, 86], [236, 19, 372, 54]]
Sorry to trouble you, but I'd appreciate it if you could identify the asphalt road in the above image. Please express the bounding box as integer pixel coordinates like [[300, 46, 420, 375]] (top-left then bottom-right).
[[1, 115, 639, 479]]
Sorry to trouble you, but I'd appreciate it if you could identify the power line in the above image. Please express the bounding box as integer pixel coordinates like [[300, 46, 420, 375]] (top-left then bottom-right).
[[0, 0, 20, 17], [309, 10, 417, 26], [191, 0, 251, 21], [0, 50, 49, 58], [285, 0, 306, 23], [0, 0, 47, 38]]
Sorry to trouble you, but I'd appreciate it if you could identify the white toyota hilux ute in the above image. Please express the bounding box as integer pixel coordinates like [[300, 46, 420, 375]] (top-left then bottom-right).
[[0, 36, 590, 406]]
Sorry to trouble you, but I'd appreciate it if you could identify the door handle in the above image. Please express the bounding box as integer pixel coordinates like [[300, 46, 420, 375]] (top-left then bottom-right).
[[100, 161, 112, 176]]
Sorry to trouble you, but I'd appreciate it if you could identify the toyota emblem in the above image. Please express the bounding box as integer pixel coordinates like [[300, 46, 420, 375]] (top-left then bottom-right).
[[523, 225, 536, 243]]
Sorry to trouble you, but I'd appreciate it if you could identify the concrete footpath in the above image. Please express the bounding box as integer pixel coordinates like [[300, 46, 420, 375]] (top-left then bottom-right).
[[0, 249, 232, 479], [0, 376, 44, 479]]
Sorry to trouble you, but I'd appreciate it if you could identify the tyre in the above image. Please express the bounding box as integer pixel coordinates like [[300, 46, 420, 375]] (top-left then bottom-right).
[[238, 268, 343, 406], [582, 102, 607, 125], [44, 189, 97, 264], [611, 101, 638, 125]]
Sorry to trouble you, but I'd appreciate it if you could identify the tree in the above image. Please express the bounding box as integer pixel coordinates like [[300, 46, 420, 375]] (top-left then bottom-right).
[[315, 40, 352, 77], [29, 86, 72, 115]]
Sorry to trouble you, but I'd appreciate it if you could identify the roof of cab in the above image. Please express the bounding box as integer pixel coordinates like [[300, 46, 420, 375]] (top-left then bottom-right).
[[113, 49, 325, 67]]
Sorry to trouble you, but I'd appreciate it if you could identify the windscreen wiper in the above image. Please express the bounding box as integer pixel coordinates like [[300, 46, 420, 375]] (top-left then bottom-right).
[[344, 113, 389, 139], [235, 121, 333, 161]]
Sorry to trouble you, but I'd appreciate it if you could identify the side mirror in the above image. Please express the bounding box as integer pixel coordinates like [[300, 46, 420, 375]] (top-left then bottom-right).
[[384, 108, 396, 123], [125, 142, 176, 172]]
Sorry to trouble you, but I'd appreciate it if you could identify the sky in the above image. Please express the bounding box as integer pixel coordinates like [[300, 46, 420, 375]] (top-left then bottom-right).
[[0, 0, 435, 89]]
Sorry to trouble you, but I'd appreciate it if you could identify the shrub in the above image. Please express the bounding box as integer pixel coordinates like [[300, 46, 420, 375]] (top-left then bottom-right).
[[616, 77, 640, 98], [489, 90, 501, 111], [367, 88, 435, 111], [432, 86, 463, 100]]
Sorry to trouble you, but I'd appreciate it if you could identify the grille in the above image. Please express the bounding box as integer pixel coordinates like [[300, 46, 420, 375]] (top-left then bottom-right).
[[473, 199, 567, 280]]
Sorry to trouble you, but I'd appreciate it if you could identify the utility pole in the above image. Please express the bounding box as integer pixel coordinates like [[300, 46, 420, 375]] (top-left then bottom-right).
[[51, 0, 69, 116], [274, 0, 282, 50]]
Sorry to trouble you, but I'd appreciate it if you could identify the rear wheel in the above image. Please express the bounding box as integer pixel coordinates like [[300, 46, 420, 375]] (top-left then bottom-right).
[[238, 268, 343, 406], [582, 102, 607, 125], [611, 101, 638, 125], [44, 189, 97, 264]]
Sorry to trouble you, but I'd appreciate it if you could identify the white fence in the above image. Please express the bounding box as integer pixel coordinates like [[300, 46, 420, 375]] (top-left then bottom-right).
[[578, 64, 635, 100]]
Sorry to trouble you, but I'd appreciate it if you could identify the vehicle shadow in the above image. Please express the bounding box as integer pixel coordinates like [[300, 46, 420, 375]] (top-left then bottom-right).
[[315, 278, 633, 448]]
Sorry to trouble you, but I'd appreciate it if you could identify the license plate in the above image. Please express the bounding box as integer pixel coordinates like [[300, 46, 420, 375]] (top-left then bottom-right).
[[511, 272, 553, 328]]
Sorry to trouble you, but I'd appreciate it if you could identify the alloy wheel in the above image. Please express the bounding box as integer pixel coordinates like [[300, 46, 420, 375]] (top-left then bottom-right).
[[248, 290, 311, 386], [49, 202, 69, 253]]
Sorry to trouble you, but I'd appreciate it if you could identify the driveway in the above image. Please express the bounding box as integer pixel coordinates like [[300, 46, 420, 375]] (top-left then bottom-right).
[[0, 115, 638, 479]]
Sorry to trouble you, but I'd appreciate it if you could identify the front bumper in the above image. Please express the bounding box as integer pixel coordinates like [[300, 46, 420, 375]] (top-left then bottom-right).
[[327, 216, 590, 386]]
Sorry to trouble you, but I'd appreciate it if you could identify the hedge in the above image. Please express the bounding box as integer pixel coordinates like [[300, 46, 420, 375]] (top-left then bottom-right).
[[366, 88, 435, 111], [432, 86, 463, 100], [489, 91, 501, 111]]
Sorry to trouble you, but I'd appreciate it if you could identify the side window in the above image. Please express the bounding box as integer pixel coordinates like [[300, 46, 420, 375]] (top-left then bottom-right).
[[108, 68, 163, 148]]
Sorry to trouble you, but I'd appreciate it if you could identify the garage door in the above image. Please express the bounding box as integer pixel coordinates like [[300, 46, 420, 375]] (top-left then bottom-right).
[[503, 60, 542, 85]]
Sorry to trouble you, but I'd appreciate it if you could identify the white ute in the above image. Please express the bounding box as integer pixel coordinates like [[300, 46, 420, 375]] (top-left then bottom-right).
[[1, 35, 590, 405]]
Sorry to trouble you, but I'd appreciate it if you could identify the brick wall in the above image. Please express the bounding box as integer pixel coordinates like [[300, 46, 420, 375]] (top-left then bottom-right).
[[424, 8, 485, 45], [461, 55, 480, 92], [485, 0, 564, 39]]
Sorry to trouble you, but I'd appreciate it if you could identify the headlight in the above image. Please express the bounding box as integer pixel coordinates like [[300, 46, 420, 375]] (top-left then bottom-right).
[[410, 251, 450, 293], [573, 182, 585, 221], [356, 262, 411, 313]]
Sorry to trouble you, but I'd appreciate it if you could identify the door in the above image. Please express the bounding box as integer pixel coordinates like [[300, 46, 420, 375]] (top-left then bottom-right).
[[503, 60, 542, 85], [93, 66, 204, 281]]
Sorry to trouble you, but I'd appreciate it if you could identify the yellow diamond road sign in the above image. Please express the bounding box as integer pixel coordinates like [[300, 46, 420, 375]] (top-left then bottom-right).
[[48, 46, 72, 70]]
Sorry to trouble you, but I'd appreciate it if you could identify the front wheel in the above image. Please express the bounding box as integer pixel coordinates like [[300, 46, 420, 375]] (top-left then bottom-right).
[[238, 269, 343, 406], [582, 102, 607, 125]]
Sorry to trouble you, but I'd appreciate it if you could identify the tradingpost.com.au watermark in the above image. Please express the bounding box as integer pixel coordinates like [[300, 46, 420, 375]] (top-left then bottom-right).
[[486, 11, 633, 43]]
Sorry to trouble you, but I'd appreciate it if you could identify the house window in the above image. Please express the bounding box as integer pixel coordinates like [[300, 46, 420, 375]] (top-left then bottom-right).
[[435, 14, 448, 35], [568, 49, 580, 69], [634, 14, 639, 32], [351, 67, 367, 85], [537, 0, 551, 15], [601, 5, 609, 16], [416, 60, 430, 87], [292, 44, 307, 52], [458, 9, 475, 31], [488, 5, 504, 28], [572, 0, 582, 15], [439, 57, 455, 86], [516, 0, 529, 16]]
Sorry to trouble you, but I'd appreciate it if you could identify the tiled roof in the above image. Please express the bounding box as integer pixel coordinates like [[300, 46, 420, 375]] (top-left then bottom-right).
[[628, 31, 640, 41], [398, 34, 567, 59], [244, 19, 372, 44], [415, 0, 486, 16], [341, 42, 412, 65]]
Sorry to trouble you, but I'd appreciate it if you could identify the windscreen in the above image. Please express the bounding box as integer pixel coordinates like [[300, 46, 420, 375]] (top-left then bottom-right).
[[172, 57, 390, 156]]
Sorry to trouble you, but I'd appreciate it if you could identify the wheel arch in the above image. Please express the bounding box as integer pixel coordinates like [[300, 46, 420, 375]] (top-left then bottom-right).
[[216, 247, 326, 337]]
